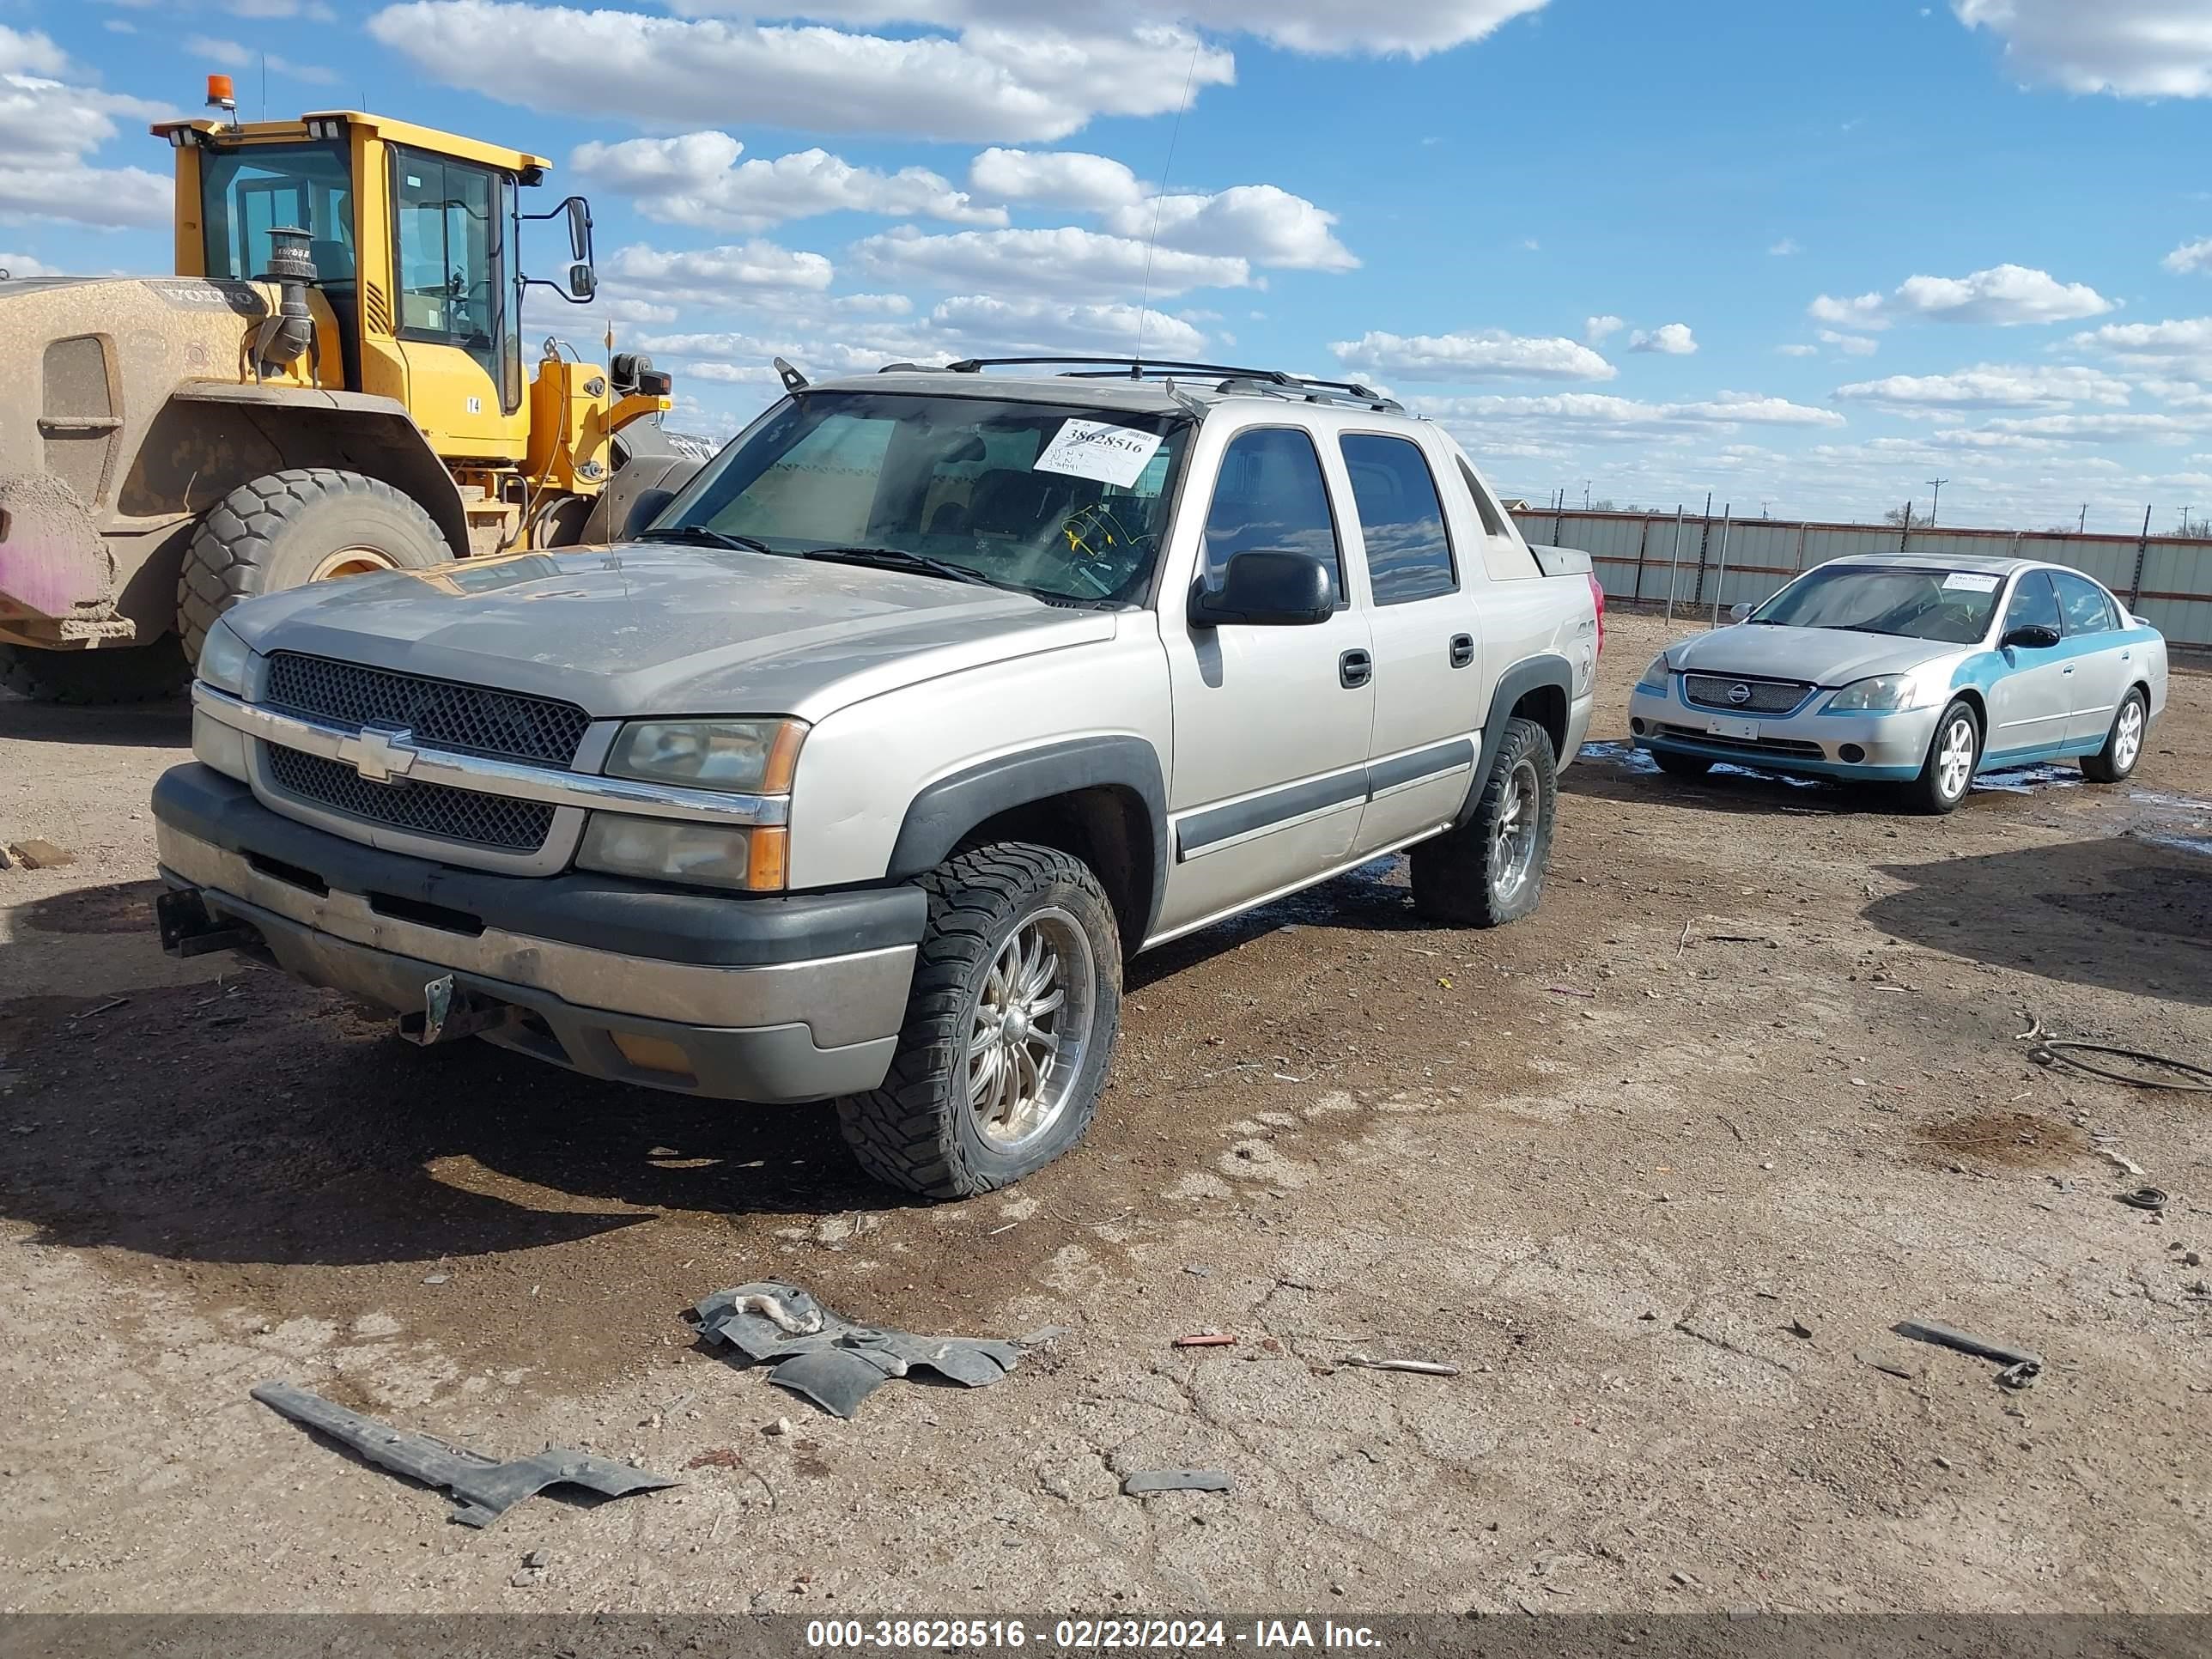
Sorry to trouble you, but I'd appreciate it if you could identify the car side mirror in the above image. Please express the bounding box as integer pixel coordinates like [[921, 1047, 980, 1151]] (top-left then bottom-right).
[[1728, 602, 1753, 623], [1188, 550, 1334, 628], [2001, 623, 2061, 651]]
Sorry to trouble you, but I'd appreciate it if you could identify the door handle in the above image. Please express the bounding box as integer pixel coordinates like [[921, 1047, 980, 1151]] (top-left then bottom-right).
[[1338, 649, 1372, 690], [1449, 633, 1474, 669], [2063, 665, 2076, 676]]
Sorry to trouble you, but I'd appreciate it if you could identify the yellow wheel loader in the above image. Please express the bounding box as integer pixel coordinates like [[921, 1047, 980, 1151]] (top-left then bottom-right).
[[0, 78, 710, 703]]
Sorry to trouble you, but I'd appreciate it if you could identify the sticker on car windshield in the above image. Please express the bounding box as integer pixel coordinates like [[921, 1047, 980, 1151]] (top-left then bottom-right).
[[1034, 420, 1165, 489], [1942, 572, 2001, 592]]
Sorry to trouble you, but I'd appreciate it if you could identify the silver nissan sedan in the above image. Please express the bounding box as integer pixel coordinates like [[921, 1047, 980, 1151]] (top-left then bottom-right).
[[1627, 554, 2168, 813]]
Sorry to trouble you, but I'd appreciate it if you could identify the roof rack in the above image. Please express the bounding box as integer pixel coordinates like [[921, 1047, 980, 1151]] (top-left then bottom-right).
[[895, 356, 1404, 414]]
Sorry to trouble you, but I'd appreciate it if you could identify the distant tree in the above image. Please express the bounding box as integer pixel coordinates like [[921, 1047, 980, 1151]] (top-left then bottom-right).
[[2179, 513, 2212, 538], [1591, 498, 1618, 512], [1881, 504, 1913, 526]]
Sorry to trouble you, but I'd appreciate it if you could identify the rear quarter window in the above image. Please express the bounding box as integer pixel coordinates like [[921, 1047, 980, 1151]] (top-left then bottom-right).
[[1456, 458, 1541, 581]]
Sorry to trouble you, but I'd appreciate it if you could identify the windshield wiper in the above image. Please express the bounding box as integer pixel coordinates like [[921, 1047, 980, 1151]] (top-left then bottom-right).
[[801, 545, 1003, 590], [635, 524, 779, 556]]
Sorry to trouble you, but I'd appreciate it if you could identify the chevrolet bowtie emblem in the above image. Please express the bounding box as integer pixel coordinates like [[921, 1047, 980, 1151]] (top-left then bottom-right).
[[337, 726, 418, 785]]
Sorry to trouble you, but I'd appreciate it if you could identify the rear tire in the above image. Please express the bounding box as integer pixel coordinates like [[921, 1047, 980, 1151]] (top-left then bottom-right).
[[0, 639, 188, 705], [1904, 697, 1980, 815], [1410, 716, 1558, 927], [2079, 688, 2148, 783], [836, 842, 1122, 1199], [1653, 749, 1713, 779], [176, 468, 451, 661]]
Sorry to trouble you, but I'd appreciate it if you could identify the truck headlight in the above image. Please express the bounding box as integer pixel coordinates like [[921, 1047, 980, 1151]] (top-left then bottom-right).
[[1826, 672, 1936, 713], [1635, 653, 1671, 693], [197, 618, 258, 697], [604, 718, 806, 793], [578, 815, 788, 891]]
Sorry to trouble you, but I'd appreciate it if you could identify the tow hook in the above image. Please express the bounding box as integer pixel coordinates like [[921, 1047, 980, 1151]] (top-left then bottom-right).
[[155, 887, 258, 958], [398, 973, 507, 1046]]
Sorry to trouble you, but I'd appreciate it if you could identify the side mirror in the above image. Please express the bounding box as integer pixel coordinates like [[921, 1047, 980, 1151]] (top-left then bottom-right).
[[1188, 550, 1335, 628], [567, 261, 597, 301], [566, 196, 595, 263], [1728, 602, 1753, 623], [2001, 623, 2061, 651]]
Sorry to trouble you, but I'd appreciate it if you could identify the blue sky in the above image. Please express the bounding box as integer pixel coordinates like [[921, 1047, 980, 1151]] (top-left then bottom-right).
[[9, 0, 2212, 530]]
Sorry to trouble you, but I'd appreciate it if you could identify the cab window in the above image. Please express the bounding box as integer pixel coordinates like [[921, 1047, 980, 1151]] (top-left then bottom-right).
[[2051, 569, 2119, 635], [1340, 434, 1456, 605], [199, 141, 355, 283], [2001, 569, 2062, 638], [392, 149, 514, 407], [1201, 428, 1345, 601]]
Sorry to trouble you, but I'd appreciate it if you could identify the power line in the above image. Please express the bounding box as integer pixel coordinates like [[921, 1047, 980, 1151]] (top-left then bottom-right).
[[1924, 477, 1949, 526]]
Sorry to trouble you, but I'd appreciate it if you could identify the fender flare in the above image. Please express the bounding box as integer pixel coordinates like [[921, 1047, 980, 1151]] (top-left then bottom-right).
[[1457, 653, 1575, 829], [888, 736, 1171, 940]]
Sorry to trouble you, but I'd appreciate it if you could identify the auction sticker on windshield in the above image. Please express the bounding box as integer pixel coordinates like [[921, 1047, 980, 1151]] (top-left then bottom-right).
[[1035, 420, 1165, 489], [1942, 572, 2001, 592]]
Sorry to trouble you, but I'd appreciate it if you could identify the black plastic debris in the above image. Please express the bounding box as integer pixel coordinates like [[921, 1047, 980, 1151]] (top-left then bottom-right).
[[1891, 1318, 2045, 1390], [251, 1382, 680, 1527], [691, 1281, 1019, 1419]]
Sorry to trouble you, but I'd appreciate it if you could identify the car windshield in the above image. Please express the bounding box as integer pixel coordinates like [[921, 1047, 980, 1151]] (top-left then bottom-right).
[[650, 392, 1193, 606], [1749, 564, 2003, 644]]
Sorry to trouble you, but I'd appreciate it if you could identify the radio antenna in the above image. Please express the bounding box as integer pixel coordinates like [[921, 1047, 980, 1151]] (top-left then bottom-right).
[[1134, 35, 1203, 366]]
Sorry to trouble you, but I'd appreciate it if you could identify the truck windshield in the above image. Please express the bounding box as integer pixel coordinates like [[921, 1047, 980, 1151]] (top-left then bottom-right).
[[653, 392, 1192, 606], [1750, 564, 2003, 644], [200, 140, 355, 283]]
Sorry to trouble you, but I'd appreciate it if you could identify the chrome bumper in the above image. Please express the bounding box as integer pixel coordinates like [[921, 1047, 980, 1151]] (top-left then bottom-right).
[[1626, 681, 1934, 779]]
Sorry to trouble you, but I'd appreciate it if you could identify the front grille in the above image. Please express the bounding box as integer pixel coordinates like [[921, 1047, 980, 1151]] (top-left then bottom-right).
[[265, 744, 555, 852], [264, 653, 590, 767], [1682, 674, 1812, 715], [1659, 725, 1826, 761]]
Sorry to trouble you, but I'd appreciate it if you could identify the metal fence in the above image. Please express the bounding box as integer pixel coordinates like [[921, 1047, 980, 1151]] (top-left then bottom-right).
[[1511, 507, 2212, 649]]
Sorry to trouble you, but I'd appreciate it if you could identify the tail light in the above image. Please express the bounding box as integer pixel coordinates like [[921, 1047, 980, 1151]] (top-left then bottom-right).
[[1587, 574, 1606, 657]]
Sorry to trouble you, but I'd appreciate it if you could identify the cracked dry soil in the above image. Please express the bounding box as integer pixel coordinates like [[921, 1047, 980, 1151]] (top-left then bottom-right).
[[1, 611, 2208, 1613]]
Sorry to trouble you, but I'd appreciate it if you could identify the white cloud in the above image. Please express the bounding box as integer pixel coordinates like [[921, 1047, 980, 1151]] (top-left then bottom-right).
[[367, 2, 1237, 143], [603, 240, 838, 306], [572, 131, 1003, 231], [0, 27, 70, 76], [1953, 0, 2212, 99], [969, 148, 1142, 210], [1960, 411, 2210, 443], [1810, 263, 2115, 328], [1332, 328, 1616, 383], [1775, 343, 1820, 358], [1770, 238, 1802, 256], [182, 33, 337, 83], [1818, 329, 1881, 356], [1584, 314, 1625, 344], [1416, 390, 1844, 434], [927, 294, 1206, 356], [2069, 315, 2212, 375], [669, 0, 1553, 57], [0, 52, 173, 228], [853, 225, 1251, 300], [2164, 237, 2212, 276], [1832, 363, 2133, 411], [0, 249, 60, 276], [1629, 323, 1698, 356], [1100, 185, 1356, 271]]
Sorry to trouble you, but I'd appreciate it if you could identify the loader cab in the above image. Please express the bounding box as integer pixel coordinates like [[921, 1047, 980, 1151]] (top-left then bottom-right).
[[159, 106, 593, 466]]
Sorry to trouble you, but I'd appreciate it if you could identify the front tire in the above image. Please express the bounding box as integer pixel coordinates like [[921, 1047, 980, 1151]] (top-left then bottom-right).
[[1905, 697, 1980, 815], [2080, 688, 2147, 783], [0, 638, 189, 705], [176, 469, 451, 661], [836, 842, 1122, 1199], [1410, 715, 1558, 927]]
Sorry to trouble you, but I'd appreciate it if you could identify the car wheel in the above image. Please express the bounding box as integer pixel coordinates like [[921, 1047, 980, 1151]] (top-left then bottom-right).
[[836, 842, 1121, 1199], [1653, 749, 1713, 780], [2080, 688, 2148, 783], [1905, 697, 1980, 815], [1410, 715, 1557, 927]]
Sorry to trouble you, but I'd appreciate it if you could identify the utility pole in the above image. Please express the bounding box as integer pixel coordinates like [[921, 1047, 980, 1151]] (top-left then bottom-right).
[[2078, 503, 2087, 534], [1583, 481, 1591, 510], [1925, 477, 1948, 526]]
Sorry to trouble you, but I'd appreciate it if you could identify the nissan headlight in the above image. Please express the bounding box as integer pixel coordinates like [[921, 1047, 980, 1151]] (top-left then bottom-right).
[[604, 718, 807, 793], [197, 618, 258, 697], [578, 815, 787, 891], [1635, 653, 1671, 693], [1826, 672, 1936, 713]]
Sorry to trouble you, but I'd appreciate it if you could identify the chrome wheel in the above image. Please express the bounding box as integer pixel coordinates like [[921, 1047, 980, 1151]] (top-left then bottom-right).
[[1936, 714, 1977, 801], [967, 907, 1094, 1152], [1490, 757, 1542, 902], [2114, 698, 2144, 772]]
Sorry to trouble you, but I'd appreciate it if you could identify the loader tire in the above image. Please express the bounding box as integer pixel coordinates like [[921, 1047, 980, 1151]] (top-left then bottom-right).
[[177, 469, 451, 661], [0, 639, 189, 705]]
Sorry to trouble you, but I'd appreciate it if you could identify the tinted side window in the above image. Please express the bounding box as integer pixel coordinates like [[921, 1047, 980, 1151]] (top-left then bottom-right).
[[2052, 570, 2118, 635], [1341, 434, 1456, 605], [2001, 569, 2062, 636], [1201, 428, 1344, 600]]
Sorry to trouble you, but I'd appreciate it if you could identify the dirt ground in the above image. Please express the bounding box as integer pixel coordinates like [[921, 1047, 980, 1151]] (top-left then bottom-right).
[[1, 610, 2207, 1615]]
